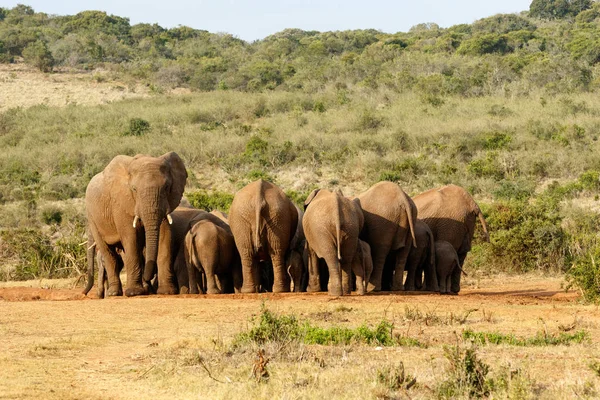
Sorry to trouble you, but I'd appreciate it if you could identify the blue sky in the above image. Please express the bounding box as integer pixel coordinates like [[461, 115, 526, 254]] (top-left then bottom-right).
[[4, 1, 534, 41]]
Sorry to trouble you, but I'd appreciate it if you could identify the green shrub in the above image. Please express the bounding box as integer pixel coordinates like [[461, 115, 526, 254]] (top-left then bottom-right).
[[376, 362, 417, 391], [566, 247, 600, 302], [40, 206, 62, 225], [124, 118, 151, 136], [437, 344, 490, 399], [457, 34, 510, 56], [186, 190, 234, 212], [355, 108, 386, 131], [22, 40, 54, 72]]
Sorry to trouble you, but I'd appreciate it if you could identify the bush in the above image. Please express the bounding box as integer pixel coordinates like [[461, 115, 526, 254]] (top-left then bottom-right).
[[437, 344, 490, 398], [22, 40, 54, 72], [124, 118, 151, 136], [186, 190, 234, 212], [530, 0, 592, 20], [40, 206, 62, 225]]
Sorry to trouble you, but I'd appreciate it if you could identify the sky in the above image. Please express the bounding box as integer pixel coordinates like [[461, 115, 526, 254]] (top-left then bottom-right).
[[3, 0, 534, 41]]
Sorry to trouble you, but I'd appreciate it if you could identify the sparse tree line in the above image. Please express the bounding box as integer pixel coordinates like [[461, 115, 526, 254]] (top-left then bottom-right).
[[1, 2, 600, 94]]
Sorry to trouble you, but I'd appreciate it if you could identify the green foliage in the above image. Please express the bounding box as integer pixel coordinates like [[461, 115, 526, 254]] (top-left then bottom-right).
[[463, 329, 589, 346], [234, 306, 424, 347], [457, 34, 510, 55], [0, 227, 85, 280], [22, 40, 54, 72], [472, 14, 536, 34], [40, 206, 62, 225], [186, 190, 234, 212], [529, 0, 592, 20], [566, 247, 600, 302], [124, 117, 150, 136]]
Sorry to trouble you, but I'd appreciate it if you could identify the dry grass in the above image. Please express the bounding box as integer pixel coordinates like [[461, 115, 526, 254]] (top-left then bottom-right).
[[0, 63, 150, 111], [1, 274, 599, 399]]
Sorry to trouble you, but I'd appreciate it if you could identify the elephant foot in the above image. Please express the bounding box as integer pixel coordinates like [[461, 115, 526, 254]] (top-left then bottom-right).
[[404, 284, 416, 291], [143, 281, 157, 295], [306, 284, 321, 293], [206, 287, 221, 295], [391, 283, 405, 291], [367, 283, 381, 292], [424, 285, 440, 292], [157, 285, 178, 295], [179, 286, 189, 295], [449, 291, 459, 296], [125, 285, 148, 297], [106, 285, 123, 297], [241, 285, 258, 293], [328, 287, 343, 296], [272, 285, 290, 293]]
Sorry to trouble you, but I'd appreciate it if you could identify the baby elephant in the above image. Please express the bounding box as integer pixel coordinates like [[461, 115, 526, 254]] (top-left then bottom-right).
[[352, 239, 373, 295], [435, 240, 466, 295], [185, 219, 241, 294]]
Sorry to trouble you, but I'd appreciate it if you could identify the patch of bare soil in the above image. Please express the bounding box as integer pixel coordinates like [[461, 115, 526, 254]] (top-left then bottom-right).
[[0, 274, 597, 400]]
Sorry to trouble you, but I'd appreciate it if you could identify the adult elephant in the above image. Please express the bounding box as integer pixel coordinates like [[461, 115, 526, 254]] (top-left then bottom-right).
[[303, 188, 365, 296], [357, 181, 417, 292], [413, 184, 490, 294], [84, 152, 187, 297], [404, 219, 437, 292], [229, 180, 298, 293]]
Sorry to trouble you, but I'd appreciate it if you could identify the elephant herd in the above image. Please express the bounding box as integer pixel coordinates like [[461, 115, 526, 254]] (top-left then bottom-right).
[[83, 152, 490, 298]]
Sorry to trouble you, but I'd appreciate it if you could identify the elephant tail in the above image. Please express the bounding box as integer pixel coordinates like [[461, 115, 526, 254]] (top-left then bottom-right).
[[254, 181, 266, 253], [427, 226, 436, 272], [334, 192, 342, 261], [404, 193, 417, 248], [455, 251, 468, 276], [82, 229, 95, 296], [476, 207, 490, 243]]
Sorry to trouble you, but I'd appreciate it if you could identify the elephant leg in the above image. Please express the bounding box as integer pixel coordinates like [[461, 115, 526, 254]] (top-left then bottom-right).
[[156, 220, 177, 295], [424, 260, 439, 292], [367, 248, 389, 292], [96, 242, 123, 297], [174, 246, 189, 294], [120, 232, 147, 297], [391, 244, 411, 291], [205, 267, 221, 294], [340, 262, 352, 296], [451, 252, 467, 294], [306, 247, 321, 292], [240, 250, 259, 293], [232, 261, 243, 293], [324, 255, 343, 296], [270, 252, 290, 293], [404, 252, 419, 291], [353, 265, 365, 295]]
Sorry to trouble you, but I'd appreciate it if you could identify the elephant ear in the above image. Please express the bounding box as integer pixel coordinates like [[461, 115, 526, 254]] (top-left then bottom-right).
[[303, 189, 320, 211], [161, 152, 187, 212]]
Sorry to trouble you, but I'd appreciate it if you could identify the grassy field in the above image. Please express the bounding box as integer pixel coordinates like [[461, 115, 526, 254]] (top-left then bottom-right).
[[1, 275, 598, 400]]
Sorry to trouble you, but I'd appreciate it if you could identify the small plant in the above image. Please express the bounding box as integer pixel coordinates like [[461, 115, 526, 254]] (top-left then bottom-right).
[[589, 361, 600, 377], [40, 206, 62, 225], [376, 362, 417, 391], [22, 40, 54, 72], [124, 118, 151, 136], [437, 343, 491, 398]]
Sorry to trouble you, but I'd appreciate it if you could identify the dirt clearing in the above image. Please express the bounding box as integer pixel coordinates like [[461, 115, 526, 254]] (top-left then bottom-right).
[[1, 274, 599, 399]]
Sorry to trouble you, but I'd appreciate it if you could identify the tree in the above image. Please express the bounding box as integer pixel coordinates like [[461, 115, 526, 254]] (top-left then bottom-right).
[[529, 0, 592, 19], [22, 40, 54, 72]]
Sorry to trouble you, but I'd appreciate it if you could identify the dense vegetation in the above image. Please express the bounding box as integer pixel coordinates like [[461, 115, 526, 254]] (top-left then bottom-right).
[[0, 3, 599, 300]]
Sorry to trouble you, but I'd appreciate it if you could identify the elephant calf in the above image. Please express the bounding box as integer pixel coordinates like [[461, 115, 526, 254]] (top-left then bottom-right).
[[184, 219, 242, 294], [405, 220, 438, 292], [435, 240, 466, 295]]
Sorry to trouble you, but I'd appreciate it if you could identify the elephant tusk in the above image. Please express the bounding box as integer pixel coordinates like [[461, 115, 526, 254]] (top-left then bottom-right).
[[167, 214, 173, 225], [133, 215, 140, 228]]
